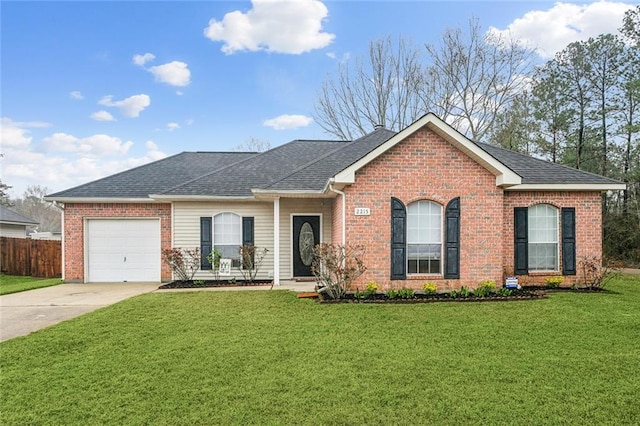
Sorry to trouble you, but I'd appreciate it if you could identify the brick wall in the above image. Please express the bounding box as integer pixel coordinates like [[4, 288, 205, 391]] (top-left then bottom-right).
[[502, 191, 603, 286], [63, 203, 172, 282], [342, 127, 504, 291]]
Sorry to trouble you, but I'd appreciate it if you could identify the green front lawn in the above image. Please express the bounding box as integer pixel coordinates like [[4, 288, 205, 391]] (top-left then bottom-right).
[[2, 276, 639, 425], [0, 274, 62, 295]]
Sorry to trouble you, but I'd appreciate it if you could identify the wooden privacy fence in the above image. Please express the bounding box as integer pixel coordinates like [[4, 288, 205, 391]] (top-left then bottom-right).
[[1, 237, 62, 278]]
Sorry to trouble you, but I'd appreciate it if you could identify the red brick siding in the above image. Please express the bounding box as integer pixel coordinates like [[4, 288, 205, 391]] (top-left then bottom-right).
[[502, 191, 602, 286], [343, 127, 504, 291], [63, 203, 172, 282]]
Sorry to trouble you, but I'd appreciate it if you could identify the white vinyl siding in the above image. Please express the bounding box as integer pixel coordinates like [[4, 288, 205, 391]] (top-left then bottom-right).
[[173, 199, 332, 281], [173, 201, 273, 280], [528, 204, 559, 271], [0, 224, 29, 238]]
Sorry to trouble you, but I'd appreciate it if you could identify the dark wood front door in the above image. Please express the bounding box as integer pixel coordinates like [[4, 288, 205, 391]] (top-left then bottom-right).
[[292, 215, 320, 277]]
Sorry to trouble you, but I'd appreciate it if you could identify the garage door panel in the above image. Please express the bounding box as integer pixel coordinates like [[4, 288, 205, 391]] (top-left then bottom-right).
[[87, 219, 161, 282]]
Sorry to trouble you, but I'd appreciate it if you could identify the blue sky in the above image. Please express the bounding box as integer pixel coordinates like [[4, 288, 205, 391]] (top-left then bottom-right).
[[1, 0, 637, 196]]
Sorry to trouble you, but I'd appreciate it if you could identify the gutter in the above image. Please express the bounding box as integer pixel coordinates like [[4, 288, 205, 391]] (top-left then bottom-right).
[[328, 179, 346, 246]]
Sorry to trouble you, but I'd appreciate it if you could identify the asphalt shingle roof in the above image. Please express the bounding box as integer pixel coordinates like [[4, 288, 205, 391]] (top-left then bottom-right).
[[160, 140, 347, 196], [46, 127, 622, 200], [264, 128, 397, 191], [46, 152, 256, 199], [478, 143, 622, 185], [0, 205, 39, 225]]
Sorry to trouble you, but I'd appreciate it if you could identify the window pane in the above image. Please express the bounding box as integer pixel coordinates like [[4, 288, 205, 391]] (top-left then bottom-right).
[[528, 204, 558, 270]]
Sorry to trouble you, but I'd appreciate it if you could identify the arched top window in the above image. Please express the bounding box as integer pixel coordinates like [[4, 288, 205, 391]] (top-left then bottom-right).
[[214, 212, 241, 265], [407, 200, 442, 274], [528, 204, 558, 271]]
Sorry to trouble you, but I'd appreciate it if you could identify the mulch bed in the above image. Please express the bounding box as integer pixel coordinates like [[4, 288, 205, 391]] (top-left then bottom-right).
[[158, 280, 273, 289], [318, 290, 545, 303]]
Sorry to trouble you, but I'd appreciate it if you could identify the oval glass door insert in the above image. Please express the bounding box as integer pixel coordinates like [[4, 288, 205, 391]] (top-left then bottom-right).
[[299, 222, 315, 266]]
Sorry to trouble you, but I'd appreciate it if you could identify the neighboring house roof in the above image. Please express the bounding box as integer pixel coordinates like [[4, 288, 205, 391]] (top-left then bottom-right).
[[45, 113, 625, 202], [0, 205, 39, 226]]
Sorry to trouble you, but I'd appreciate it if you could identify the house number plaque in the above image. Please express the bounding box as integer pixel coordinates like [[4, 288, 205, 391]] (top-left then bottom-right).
[[354, 208, 371, 216]]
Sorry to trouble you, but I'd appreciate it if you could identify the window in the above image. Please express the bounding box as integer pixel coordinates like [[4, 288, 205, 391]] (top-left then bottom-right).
[[214, 212, 241, 267], [528, 204, 558, 271], [407, 201, 442, 274]]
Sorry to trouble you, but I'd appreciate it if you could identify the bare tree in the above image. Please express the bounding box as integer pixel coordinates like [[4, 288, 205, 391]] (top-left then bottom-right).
[[314, 36, 425, 140], [234, 137, 271, 153], [422, 17, 535, 142], [12, 185, 61, 232]]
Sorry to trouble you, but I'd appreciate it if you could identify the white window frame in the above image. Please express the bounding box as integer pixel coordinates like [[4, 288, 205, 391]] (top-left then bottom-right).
[[406, 200, 443, 275], [213, 212, 242, 268], [527, 204, 559, 272]]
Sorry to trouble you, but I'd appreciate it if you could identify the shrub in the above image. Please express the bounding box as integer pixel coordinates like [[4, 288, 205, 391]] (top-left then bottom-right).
[[206, 247, 222, 281], [365, 281, 379, 293], [473, 280, 496, 297], [450, 286, 471, 298], [496, 287, 513, 296], [422, 282, 438, 295], [578, 256, 621, 289], [312, 244, 366, 300], [386, 289, 399, 299], [162, 247, 201, 281], [545, 276, 564, 288], [397, 288, 415, 299], [238, 244, 268, 283]]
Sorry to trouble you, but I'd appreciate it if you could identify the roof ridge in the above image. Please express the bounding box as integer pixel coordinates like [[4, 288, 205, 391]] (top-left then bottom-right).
[[261, 141, 354, 189], [477, 142, 622, 183], [46, 151, 189, 197]]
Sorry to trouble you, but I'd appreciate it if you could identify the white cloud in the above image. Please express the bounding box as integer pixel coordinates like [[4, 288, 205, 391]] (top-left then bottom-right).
[[1, 118, 168, 196], [70, 91, 84, 100], [167, 122, 180, 131], [90, 110, 116, 122], [263, 114, 313, 130], [488, 1, 636, 58], [185, 119, 195, 126], [176, 90, 184, 96], [99, 94, 151, 118], [133, 52, 155, 66], [0, 118, 52, 149], [204, 0, 335, 54], [43, 133, 133, 156], [147, 61, 191, 87]]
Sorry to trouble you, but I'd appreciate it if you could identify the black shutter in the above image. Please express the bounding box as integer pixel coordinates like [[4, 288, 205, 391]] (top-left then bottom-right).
[[445, 197, 461, 279], [242, 217, 254, 246], [562, 208, 576, 275], [390, 197, 407, 280], [200, 217, 212, 270], [242, 217, 255, 268], [514, 207, 528, 275]]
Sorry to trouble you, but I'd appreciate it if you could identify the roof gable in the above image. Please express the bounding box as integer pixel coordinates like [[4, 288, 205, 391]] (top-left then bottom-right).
[[332, 113, 522, 188]]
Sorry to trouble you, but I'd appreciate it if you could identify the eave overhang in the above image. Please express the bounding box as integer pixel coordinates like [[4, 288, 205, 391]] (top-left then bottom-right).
[[505, 183, 627, 192]]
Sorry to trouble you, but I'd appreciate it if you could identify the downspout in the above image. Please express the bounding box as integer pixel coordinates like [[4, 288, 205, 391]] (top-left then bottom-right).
[[328, 179, 346, 246]]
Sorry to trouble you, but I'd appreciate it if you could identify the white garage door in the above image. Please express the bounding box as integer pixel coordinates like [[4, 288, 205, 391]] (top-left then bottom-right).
[[86, 219, 161, 282]]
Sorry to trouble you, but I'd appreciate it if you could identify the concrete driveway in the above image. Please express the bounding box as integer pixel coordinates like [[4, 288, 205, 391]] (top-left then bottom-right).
[[0, 283, 159, 342]]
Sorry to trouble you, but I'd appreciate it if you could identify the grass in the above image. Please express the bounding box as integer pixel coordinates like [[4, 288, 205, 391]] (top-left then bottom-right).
[[0, 274, 62, 295], [2, 276, 639, 425]]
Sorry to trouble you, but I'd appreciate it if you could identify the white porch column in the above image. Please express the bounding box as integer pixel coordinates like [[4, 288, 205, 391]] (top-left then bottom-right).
[[273, 197, 280, 286]]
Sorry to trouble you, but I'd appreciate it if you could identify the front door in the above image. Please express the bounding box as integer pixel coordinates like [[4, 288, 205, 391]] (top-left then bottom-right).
[[292, 215, 320, 277]]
